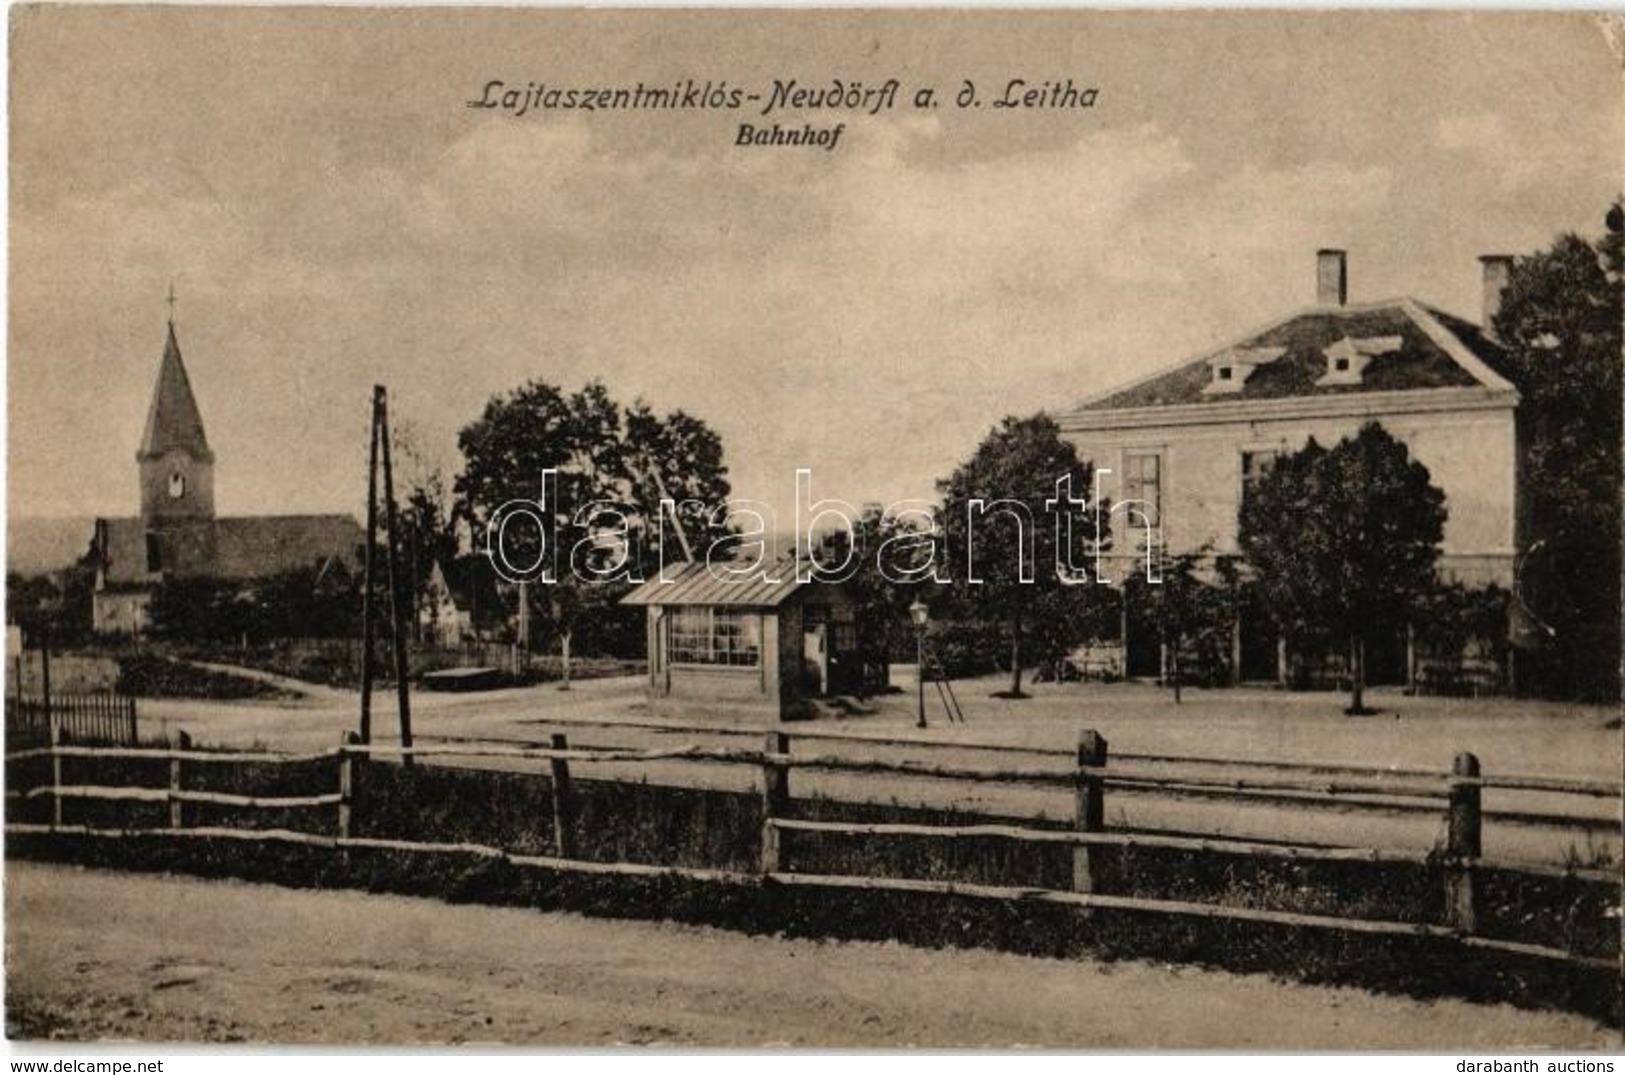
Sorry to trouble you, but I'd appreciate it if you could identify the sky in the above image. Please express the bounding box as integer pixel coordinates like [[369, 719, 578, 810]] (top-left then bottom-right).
[[8, 9, 1621, 527]]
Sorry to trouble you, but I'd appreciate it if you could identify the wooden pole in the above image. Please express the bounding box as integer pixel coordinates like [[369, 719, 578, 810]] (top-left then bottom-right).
[[359, 388, 381, 744], [377, 389, 415, 767], [48, 713, 62, 831], [1445, 751, 1482, 932], [548, 732, 577, 858], [1074, 729, 1108, 893], [760, 730, 791, 873], [169, 730, 190, 829], [337, 731, 357, 843]]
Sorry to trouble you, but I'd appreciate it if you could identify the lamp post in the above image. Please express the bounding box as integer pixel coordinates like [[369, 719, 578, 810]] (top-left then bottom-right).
[[908, 598, 930, 729]]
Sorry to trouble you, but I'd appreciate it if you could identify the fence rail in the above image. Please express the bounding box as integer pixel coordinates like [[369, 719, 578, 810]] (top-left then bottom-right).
[[394, 729, 1620, 833], [5, 724, 1618, 978], [494, 713, 1625, 800], [6, 693, 137, 747]]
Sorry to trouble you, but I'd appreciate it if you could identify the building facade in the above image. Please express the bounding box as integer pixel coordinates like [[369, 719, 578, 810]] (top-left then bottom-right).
[[1055, 250, 1523, 684]]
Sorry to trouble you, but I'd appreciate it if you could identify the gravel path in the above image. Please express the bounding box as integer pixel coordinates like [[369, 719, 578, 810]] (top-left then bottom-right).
[[6, 862, 1615, 1048]]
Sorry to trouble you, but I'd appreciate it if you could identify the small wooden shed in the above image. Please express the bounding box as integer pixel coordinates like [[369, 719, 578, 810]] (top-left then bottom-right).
[[621, 562, 862, 721]]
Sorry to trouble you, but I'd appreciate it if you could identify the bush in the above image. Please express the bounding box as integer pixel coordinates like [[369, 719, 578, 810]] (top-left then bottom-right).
[[115, 655, 290, 700], [922, 620, 1005, 679]]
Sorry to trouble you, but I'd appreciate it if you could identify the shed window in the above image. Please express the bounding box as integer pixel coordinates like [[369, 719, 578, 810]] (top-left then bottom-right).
[[668, 608, 761, 667]]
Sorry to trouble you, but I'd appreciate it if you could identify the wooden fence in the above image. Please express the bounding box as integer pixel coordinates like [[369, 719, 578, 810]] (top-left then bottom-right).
[[6, 692, 137, 748], [5, 723, 1619, 977]]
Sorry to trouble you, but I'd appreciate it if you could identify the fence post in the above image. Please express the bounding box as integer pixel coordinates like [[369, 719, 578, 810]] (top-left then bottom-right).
[[1074, 729, 1108, 893], [549, 732, 577, 859], [126, 695, 138, 747], [48, 712, 62, 832], [168, 730, 190, 830], [759, 731, 791, 874], [337, 731, 358, 844], [1445, 751, 1481, 932]]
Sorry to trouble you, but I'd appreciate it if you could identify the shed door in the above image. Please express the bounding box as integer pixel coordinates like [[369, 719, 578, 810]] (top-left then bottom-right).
[[803, 623, 828, 696]]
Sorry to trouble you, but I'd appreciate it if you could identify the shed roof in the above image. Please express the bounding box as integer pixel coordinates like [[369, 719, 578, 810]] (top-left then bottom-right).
[[621, 559, 816, 608]]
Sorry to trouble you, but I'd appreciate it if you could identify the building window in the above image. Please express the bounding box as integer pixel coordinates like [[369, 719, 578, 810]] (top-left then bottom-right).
[[1217, 365, 1233, 381], [1240, 450, 1281, 500], [667, 608, 761, 667], [1122, 452, 1163, 527], [145, 531, 162, 573]]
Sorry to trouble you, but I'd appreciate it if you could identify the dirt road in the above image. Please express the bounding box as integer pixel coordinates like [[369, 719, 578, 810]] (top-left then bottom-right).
[[5, 863, 1615, 1047]]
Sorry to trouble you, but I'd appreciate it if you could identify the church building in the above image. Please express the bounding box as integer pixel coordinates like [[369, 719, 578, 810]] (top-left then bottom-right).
[[90, 318, 364, 635]]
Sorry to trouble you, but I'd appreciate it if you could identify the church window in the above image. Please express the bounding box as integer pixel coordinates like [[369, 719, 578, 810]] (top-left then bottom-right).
[[145, 532, 162, 573]]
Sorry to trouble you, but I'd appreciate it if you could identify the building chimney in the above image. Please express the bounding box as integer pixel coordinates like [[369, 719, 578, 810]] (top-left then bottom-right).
[[1479, 254, 1513, 339], [1316, 249, 1348, 307]]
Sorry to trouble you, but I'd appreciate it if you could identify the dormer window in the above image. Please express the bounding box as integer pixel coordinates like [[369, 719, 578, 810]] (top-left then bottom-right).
[[1317, 335, 1402, 386], [1203, 346, 1287, 395]]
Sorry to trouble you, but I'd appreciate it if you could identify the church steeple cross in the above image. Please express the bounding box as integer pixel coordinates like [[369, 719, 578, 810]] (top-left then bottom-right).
[[166, 283, 177, 325]]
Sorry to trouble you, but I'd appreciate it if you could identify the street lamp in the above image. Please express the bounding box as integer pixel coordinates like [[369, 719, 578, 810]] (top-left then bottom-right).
[[908, 598, 930, 729]]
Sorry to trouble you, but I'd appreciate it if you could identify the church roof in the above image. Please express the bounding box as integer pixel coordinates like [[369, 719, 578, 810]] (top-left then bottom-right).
[[1065, 299, 1517, 415], [95, 514, 364, 586], [138, 322, 213, 462]]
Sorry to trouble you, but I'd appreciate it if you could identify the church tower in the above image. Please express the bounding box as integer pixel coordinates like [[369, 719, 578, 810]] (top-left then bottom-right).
[[137, 319, 216, 524]]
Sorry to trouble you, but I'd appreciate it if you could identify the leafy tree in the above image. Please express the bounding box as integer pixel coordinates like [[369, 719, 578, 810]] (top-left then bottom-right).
[[1493, 211, 1623, 700], [937, 414, 1105, 698], [624, 402, 734, 568], [457, 381, 620, 684], [388, 419, 461, 641], [146, 566, 361, 644], [1239, 422, 1445, 714], [814, 502, 942, 691], [455, 380, 732, 680], [1413, 582, 1510, 690], [1125, 548, 1236, 703], [147, 577, 253, 643]]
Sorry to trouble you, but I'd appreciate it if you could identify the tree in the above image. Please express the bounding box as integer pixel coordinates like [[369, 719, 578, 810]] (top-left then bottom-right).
[[455, 380, 733, 681], [814, 502, 941, 691], [1239, 422, 1446, 714], [937, 414, 1105, 698], [623, 402, 734, 567], [390, 419, 460, 642], [1125, 548, 1236, 703], [1493, 211, 1623, 700]]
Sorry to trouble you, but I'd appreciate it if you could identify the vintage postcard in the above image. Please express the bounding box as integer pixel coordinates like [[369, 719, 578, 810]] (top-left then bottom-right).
[[5, 6, 1622, 1051]]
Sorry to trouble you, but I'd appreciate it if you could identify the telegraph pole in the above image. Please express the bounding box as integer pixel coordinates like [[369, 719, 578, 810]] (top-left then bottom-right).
[[377, 388, 415, 767], [358, 390, 381, 744]]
